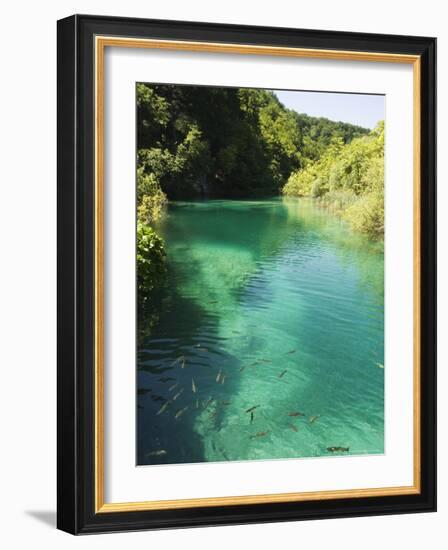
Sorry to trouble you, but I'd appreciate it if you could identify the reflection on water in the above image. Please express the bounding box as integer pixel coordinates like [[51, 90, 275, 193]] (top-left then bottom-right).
[[137, 197, 384, 465]]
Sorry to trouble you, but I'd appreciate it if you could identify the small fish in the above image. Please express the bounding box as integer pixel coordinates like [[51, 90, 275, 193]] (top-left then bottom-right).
[[250, 361, 260, 366], [286, 349, 297, 355], [327, 446, 350, 453], [156, 402, 170, 416], [376, 362, 384, 369], [173, 388, 184, 401], [289, 423, 298, 432], [288, 411, 305, 417], [181, 357, 186, 369], [246, 405, 260, 413], [216, 369, 222, 383], [232, 330, 241, 334], [168, 382, 179, 392], [221, 400, 231, 406], [278, 370, 287, 378], [170, 355, 185, 367], [250, 412, 254, 424], [174, 406, 189, 419], [198, 346, 209, 352], [239, 365, 247, 372], [309, 415, 321, 424], [209, 300, 218, 304], [192, 378, 197, 393], [260, 358, 272, 363], [221, 374, 226, 385], [145, 449, 167, 457], [250, 430, 270, 439]]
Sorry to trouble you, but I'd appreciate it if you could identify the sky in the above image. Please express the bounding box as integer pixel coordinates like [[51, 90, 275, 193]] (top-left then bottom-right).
[[274, 90, 385, 130]]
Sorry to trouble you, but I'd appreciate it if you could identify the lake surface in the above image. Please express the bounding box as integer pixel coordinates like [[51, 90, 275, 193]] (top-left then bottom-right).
[[137, 198, 384, 465]]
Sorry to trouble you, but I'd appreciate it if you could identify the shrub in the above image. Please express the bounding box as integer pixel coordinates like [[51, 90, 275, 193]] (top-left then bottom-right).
[[137, 222, 166, 304], [137, 168, 167, 224], [282, 121, 385, 239], [344, 190, 384, 237], [283, 169, 315, 196]]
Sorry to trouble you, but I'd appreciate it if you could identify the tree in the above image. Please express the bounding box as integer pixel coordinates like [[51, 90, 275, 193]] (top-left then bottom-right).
[[136, 83, 369, 200], [283, 122, 385, 238]]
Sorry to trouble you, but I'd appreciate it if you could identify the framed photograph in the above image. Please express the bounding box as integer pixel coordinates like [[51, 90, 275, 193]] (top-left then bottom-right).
[[57, 14, 436, 534]]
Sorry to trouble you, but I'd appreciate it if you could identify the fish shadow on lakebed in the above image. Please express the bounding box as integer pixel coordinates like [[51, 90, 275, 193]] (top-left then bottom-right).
[[137, 287, 247, 466]]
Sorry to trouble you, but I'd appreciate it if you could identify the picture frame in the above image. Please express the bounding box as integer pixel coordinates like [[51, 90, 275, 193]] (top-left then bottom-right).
[[57, 14, 436, 534]]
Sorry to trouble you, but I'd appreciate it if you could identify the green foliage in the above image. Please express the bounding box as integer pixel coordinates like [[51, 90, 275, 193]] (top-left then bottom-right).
[[344, 189, 384, 237], [136, 167, 167, 224], [137, 222, 167, 336], [137, 222, 166, 297], [136, 83, 170, 142], [136, 83, 368, 199], [283, 136, 344, 197], [283, 122, 385, 238]]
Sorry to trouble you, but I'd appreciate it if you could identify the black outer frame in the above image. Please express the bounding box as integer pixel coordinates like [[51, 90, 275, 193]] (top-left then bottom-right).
[[57, 14, 436, 535]]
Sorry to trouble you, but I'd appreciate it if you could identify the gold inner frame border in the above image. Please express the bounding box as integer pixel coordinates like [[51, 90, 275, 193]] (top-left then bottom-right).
[[94, 36, 421, 513]]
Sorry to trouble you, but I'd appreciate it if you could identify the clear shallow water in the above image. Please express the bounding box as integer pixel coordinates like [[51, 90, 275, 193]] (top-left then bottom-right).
[[137, 198, 384, 465]]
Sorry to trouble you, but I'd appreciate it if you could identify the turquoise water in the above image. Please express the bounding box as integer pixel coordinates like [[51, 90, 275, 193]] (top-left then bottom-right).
[[137, 198, 384, 465]]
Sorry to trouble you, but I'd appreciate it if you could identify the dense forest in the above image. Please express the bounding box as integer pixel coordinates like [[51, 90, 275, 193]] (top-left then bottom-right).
[[136, 83, 383, 329], [283, 121, 384, 238], [136, 83, 368, 207]]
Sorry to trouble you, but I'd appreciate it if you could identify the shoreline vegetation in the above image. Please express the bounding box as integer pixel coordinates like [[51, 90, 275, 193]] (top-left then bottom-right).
[[283, 121, 384, 238], [136, 83, 384, 329]]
